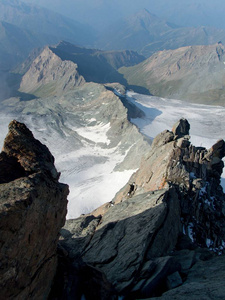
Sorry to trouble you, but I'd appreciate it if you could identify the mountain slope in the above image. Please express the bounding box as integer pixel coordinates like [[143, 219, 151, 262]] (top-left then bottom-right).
[[120, 43, 225, 105], [49, 41, 145, 84], [19, 0, 225, 31], [16, 42, 145, 96], [0, 83, 150, 218], [0, 0, 95, 47], [97, 9, 225, 57], [0, 21, 56, 69]]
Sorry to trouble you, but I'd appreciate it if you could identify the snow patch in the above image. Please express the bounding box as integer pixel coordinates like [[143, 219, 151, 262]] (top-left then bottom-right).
[[76, 122, 111, 145], [187, 223, 194, 242], [206, 238, 213, 248]]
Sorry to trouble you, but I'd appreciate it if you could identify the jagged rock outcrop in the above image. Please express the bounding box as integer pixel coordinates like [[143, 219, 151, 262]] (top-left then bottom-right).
[[114, 118, 225, 249], [58, 118, 225, 299], [19, 46, 85, 97], [0, 120, 68, 299]]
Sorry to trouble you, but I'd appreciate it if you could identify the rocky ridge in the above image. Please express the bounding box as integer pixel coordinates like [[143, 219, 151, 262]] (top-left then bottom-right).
[[58, 118, 225, 299], [0, 120, 68, 299]]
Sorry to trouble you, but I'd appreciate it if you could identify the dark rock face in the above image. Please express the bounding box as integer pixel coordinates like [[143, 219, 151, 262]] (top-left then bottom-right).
[[150, 254, 225, 300], [0, 120, 68, 299], [172, 117, 190, 138], [58, 118, 225, 299]]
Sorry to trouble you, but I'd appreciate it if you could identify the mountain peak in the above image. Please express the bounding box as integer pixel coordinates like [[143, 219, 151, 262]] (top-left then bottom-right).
[[19, 46, 85, 97], [136, 8, 158, 18], [130, 8, 160, 24]]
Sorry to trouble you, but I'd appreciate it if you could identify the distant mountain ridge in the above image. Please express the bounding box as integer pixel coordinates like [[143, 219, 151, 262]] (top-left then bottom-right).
[[97, 9, 225, 57], [0, 20, 56, 69], [120, 43, 225, 105], [0, 0, 96, 70], [0, 0, 95, 46]]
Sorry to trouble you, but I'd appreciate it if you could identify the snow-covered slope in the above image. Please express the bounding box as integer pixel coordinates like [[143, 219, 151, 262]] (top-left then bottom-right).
[[125, 91, 225, 190], [0, 83, 149, 219], [1, 86, 224, 218]]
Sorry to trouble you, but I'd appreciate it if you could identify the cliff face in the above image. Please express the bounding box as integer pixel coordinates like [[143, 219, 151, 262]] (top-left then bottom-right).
[[0, 120, 68, 299], [59, 119, 225, 299]]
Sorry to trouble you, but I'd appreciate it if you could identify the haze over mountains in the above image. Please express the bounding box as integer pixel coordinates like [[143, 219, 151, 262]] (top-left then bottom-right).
[[0, 0, 95, 46], [2, 0, 225, 72], [97, 9, 225, 57], [0, 0, 95, 69], [21, 0, 225, 31]]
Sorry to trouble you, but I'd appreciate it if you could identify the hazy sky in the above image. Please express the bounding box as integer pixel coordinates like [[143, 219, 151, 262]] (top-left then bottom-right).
[[21, 0, 225, 30]]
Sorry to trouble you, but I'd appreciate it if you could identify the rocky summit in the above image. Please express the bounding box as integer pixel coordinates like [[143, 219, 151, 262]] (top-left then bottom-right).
[[58, 118, 225, 299], [0, 120, 68, 299]]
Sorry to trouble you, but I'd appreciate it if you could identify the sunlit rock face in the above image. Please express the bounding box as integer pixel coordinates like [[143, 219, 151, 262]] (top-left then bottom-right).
[[19, 46, 85, 97], [0, 120, 68, 300]]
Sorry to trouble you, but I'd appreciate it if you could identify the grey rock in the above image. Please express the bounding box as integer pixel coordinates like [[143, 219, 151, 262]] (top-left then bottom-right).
[[60, 190, 181, 293], [150, 254, 225, 300], [60, 187, 182, 295], [172, 250, 196, 274], [166, 271, 183, 290], [60, 215, 101, 260], [114, 120, 225, 250], [172, 118, 190, 138], [140, 256, 181, 298]]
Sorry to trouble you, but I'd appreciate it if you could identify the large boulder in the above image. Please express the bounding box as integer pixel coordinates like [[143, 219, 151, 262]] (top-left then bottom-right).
[[0, 120, 68, 299]]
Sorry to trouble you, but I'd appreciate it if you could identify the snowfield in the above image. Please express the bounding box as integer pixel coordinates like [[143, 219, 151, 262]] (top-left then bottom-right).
[[0, 90, 224, 218], [126, 91, 225, 190]]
